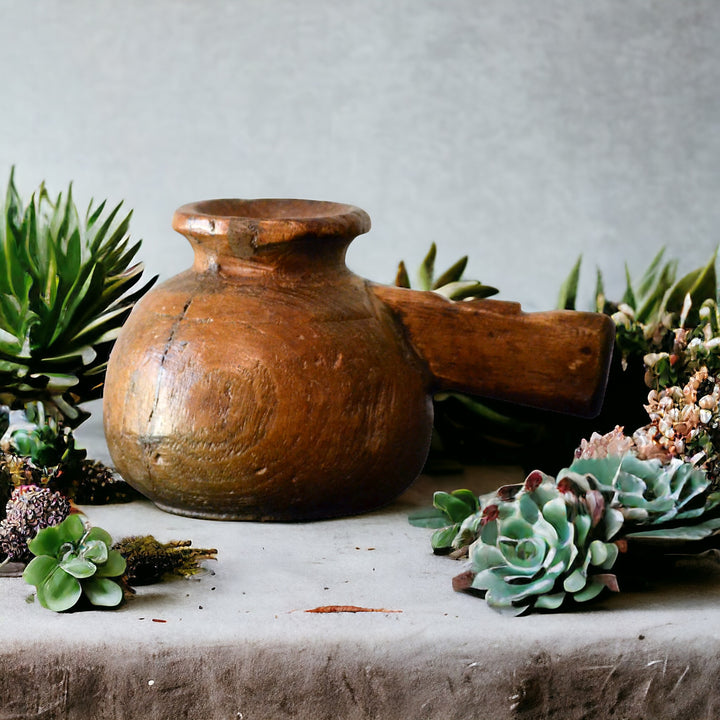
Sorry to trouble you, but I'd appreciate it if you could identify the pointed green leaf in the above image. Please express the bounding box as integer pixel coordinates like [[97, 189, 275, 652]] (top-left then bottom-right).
[[417, 243, 436, 291], [621, 263, 636, 308], [557, 256, 581, 310], [637, 248, 667, 298], [394, 261, 410, 288], [433, 255, 468, 289]]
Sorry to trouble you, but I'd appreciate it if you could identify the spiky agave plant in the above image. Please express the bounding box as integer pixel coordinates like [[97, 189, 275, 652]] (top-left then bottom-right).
[[0, 169, 156, 426]]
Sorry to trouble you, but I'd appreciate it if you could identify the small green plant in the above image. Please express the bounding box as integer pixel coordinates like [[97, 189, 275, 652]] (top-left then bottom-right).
[[23, 514, 126, 611], [8, 401, 86, 468], [408, 489, 479, 551], [394, 242, 498, 301], [414, 428, 720, 615], [458, 468, 622, 615]]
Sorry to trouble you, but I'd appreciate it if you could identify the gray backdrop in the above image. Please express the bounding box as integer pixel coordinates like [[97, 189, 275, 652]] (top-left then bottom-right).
[[1, 0, 718, 311]]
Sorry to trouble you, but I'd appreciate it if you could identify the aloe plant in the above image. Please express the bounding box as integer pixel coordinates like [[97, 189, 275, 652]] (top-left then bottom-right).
[[0, 169, 156, 425]]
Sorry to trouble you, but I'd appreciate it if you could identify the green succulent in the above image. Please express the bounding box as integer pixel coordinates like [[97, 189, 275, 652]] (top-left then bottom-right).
[[0, 168, 156, 425], [571, 454, 720, 527], [9, 401, 86, 468], [461, 470, 621, 615], [418, 448, 720, 614], [560, 248, 717, 368], [395, 242, 499, 301], [408, 488, 479, 551], [23, 514, 126, 611]]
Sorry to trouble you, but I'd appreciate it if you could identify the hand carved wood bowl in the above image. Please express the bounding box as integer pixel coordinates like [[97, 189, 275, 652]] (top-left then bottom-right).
[[103, 199, 614, 521]]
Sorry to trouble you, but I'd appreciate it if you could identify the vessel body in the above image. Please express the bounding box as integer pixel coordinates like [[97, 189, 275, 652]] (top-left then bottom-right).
[[103, 199, 433, 520]]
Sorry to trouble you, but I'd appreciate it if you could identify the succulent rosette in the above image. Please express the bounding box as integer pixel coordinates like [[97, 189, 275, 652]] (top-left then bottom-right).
[[460, 470, 621, 615], [440, 445, 720, 614], [23, 514, 126, 611]]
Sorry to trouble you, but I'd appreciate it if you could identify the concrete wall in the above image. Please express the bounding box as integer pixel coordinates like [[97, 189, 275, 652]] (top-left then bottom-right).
[[1, 0, 718, 310]]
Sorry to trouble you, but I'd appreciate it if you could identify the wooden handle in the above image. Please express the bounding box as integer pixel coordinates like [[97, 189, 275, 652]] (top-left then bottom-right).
[[373, 285, 615, 417]]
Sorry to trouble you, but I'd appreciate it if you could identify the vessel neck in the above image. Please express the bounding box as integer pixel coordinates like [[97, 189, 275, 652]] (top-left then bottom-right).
[[172, 198, 371, 281]]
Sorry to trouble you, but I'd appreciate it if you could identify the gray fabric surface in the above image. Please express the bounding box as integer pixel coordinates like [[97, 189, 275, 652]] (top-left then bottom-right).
[[2, 456, 720, 719]]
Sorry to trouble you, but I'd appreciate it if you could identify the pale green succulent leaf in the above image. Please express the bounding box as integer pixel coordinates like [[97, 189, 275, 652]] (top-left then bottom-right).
[[95, 550, 127, 578], [541, 497, 571, 542], [82, 577, 123, 607], [573, 579, 607, 603], [575, 513, 592, 547], [60, 556, 97, 578], [534, 592, 566, 610], [470, 542, 505, 571], [22, 555, 59, 586], [588, 539, 608, 566], [600, 542, 619, 570], [569, 455, 623, 488], [499, 537, 546, 573], [625, 516, 720, 541], [518, 493, 539, 524], [407, 506, 449, 529], [563, 568, 587, 593], [37, 566, 82, 612], [84, 526, 113, 547], [81, 539, 108, 564], [480, 517, 498, 546]]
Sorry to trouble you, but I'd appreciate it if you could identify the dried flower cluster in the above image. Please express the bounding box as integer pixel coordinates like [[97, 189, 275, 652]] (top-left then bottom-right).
[[575, 426, 635, 460], [0, 486, 70, 563], [632, 367, 720, 483]]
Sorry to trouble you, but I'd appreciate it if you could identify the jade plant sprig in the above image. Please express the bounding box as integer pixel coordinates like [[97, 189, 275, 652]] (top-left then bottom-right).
[[22, 514, 126, 611]]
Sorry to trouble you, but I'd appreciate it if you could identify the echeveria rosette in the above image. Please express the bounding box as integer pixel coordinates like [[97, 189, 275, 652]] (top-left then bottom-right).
[[570, 453, 720, 529], [456, 454, 720, 615], [459, 470, 620, 615], [22, 514, 126, 611]]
